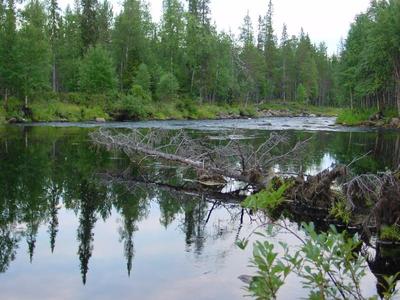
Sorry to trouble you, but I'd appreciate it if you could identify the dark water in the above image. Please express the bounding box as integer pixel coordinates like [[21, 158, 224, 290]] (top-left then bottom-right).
[[1, 118, 400, 299]]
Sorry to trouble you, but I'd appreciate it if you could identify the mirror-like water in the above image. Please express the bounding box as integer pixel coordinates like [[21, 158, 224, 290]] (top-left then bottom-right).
[[1, 118, 400, 299]]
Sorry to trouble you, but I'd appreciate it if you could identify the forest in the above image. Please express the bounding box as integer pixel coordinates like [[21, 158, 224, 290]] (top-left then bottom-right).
[[0, 0, 399, 122]]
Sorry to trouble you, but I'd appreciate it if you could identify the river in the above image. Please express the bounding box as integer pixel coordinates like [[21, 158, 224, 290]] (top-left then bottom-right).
[[0, 117, 399, 299]]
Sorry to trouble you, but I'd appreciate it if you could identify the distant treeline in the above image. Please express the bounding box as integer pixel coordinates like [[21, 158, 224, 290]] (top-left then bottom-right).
[[0, 0, 399, 115]]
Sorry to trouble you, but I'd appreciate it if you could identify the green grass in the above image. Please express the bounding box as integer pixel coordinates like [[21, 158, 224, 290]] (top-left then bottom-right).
[[0, 95, 345, 124], [380, 225, 400, 241], [31, 101, 109, 122], [336, 108, 398, 126]]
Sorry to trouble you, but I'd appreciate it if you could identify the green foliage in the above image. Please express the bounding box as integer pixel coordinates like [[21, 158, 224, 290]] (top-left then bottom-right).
[[242, 180, 292, 211], [296, 83, 308, 104], [30, 101, 108, 121], [157, 72, 179, 101], [337, 108, 399, 126], [329, 199, 351, 224], [79, 45, 117, 94], [248, 238, 292, 299], [239, 223, 399, 300], [3, 0, 396, 118], [239, 105, 257, 117], [338, 0, 400, 115], [134, 63, 151, 92], [4, 98, 25, 119], [16, 0, 51, 98], [336, 109, 378, 125], [380, 225, 400, 242], [130, 84, 151, 102]]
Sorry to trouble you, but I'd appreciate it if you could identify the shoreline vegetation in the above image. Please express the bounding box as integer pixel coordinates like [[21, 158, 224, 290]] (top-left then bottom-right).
[[2, 96, 400, 129], [1, 0, 399, 130], [0, 97, 342, 124]]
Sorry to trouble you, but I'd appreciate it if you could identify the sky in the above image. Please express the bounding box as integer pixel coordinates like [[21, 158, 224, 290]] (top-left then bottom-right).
[[59, 0, 371, 54]]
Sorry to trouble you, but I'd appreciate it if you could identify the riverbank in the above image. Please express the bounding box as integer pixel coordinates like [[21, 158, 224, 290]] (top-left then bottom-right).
[[336, 108, 400, 128], [0, 98, 341, 124]]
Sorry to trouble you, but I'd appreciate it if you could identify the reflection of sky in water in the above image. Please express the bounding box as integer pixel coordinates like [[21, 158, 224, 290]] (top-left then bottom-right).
[[0, 200, 381, 299], [273, 153, 338, 177], [0, 201, 264, 300], [2, 121, 400, 299], [306, 153, 337, 175]]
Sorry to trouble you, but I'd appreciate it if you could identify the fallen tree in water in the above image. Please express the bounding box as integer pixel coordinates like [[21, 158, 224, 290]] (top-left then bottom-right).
[[91, 128, 400, 242], [90, 128, 310, 190]]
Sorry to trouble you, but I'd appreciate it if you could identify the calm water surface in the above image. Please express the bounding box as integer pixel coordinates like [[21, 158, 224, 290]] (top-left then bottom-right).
[[1, 118, 400, 299]]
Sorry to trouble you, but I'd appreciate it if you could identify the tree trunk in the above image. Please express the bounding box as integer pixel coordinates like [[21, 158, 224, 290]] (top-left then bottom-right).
[[396, 75, 400, 117], [25, 95, 28, 108], [52, 61, 57, 92], [4, 88, 8, 109], [190, 69, 195, 94]]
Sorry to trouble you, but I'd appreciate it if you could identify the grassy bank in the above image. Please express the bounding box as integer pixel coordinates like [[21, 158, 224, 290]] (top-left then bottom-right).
[[336, 108, 398, 126], [0, 94, 342, 124]]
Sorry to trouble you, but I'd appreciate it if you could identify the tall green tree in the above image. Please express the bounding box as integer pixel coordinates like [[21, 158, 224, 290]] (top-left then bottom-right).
[[58, 4, 82, 92], [81, 0, 98, 52], [47, 0, 62, 92], [96, 0, 113, 47], [16, 0, 51, 104], [160, 0, 185, 78], [263, 0, 278, 100], [0, 0, 17, 104], [112, 0, 154, 91], [79, 45, 117, 94]]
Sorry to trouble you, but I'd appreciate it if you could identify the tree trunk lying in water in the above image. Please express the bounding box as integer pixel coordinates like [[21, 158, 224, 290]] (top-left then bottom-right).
[[90, 128, 309, 190], [90, 129, 400, 241]]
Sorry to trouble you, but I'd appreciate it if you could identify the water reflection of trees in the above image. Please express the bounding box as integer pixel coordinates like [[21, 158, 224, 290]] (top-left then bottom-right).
[[0, 126, 400, 291]]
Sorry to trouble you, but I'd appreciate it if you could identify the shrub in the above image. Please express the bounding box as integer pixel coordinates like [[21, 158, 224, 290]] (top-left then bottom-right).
[[296, 83, 308, 104], [237, 223, 398, 300], [157, 72, 179, 101], [79, 45, 117, 94], [116, 94, 150, 120], [134, 63, 151, 92], [130, 84, 151, 102]]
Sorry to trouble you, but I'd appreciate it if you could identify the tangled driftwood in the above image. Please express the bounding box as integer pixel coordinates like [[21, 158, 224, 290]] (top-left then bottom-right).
[[90, 128, 310, 190], [91, 128, 400, 241]]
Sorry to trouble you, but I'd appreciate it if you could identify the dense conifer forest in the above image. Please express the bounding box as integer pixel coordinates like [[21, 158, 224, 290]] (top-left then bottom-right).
[[0, 0, 399, 121]]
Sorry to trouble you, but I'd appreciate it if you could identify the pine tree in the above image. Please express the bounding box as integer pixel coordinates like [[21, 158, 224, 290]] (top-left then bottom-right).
[[239, 11, 254, 48], [264, 0, 277, 100], [96, 0, 113, 47], [257, 16, 265, 51], [280, 23, 289, 101], [198, 0, 210, 27], [47, 0, 62, 92], [81, 0, 98, 52]]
